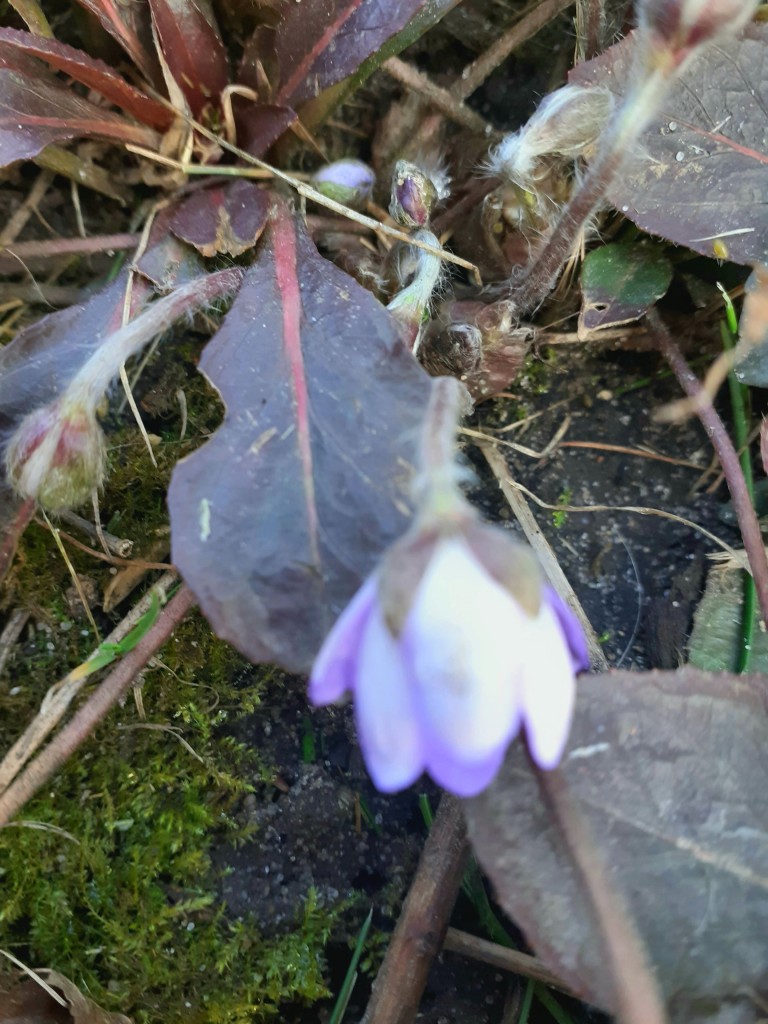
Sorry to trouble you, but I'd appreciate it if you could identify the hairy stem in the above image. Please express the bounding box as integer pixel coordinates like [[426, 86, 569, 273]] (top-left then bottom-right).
[[649, 309, 768, 628], [511, 67, 669, 313], [536, 766, 668, 1024]]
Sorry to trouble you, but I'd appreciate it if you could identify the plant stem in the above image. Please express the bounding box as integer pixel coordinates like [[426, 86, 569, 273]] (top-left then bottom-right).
[[536, 766, 668, 1024], [649, 309, 768, 629], [722, 321, 756, 671], [511, 67, 669, 313]]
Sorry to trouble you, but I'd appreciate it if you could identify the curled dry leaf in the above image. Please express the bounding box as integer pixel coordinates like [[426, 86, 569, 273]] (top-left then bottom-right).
[[464, 668, 768, 1024], [0, 969, 131, 1024], [169, 196, 432, 673]]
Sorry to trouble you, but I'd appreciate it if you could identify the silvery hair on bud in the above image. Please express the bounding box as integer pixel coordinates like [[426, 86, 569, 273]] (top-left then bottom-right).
[[486, 84, 615, 186]]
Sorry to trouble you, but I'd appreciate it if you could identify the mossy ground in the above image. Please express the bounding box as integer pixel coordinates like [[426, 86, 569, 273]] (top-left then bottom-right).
[[0, 357, 356, 1023]]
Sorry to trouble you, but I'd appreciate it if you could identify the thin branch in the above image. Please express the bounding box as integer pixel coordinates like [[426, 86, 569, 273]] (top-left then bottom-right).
[[0, 584, 195, 828], [648, 308, 768, 628], [453, 0, 576, 101], [382, 56, 497, 137], [443, 928, 575, 994], [362, 796, 468, 1024]]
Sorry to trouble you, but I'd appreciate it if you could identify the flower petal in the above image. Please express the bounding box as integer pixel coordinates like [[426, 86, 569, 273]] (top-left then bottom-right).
[[403, 536, 525, 761], [544, 586, 590, 673], [421, 718, 513, 797], [354, 605, 424, 793], [308, 576, 378, 706], [521, 600, 576, 769]]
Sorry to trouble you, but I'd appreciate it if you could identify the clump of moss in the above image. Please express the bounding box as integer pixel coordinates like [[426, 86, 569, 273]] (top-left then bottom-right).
[[0, 610, 349, 1023]]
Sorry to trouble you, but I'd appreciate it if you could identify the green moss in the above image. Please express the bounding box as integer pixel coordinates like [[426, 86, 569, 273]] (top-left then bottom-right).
[[0, 616, 349, 1021]]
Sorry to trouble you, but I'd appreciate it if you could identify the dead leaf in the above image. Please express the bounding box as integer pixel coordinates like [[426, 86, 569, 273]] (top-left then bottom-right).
[[0, 970, 131, 1024]]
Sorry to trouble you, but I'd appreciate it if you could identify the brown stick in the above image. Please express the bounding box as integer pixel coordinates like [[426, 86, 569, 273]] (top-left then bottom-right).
[[453, 0, 576, 101], [362, 795, 469, 1024], [648, 309, 768, 629], [443, 927, 575, 994], [536, 767, 668, 1024], [382, 56, 497, 137], [0, 585, 196, 828]]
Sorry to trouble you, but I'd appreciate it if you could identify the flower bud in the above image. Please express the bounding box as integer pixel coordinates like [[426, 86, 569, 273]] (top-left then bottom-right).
[[488, 85, 614, 188], [639, 0, 758, 60], [389, 158, 450, 228], [5, 398, 106, 511], [311, 159, 376, 210]]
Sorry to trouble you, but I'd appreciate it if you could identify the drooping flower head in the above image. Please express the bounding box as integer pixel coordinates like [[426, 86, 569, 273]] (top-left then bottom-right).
[[309, 377, 589, 797]]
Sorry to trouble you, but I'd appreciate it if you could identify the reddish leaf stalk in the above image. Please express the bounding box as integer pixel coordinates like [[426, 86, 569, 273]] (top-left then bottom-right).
[[536, 766, 668, 1024], [649, 309, 768, 628], [0, 585, 197, 828]]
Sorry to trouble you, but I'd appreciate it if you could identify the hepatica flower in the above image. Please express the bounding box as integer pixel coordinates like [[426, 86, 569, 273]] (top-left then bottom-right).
[[309, 378, 588, 797]]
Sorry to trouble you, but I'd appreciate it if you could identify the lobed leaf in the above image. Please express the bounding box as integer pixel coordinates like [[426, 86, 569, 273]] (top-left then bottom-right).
[[169, 197, 432, 673], [571, 25, 768, 265], [465, 668, 768, 1023]]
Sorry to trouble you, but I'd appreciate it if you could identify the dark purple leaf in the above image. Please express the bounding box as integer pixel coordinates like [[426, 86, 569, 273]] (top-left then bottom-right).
[[169, 179, 270, 257], [274, 0, 429, 107], [465, 668, 768, 1024], [71, 0, 158, 83], [570, 25, 768, 265], [237, 25, 277, 96], [235, 101, 297, 158], [148, 0, 228, 117], [0, 28, 172, 130], [0, 68, 159, 167], [135, 207, 205, 291], [168, 196, 432, 673]]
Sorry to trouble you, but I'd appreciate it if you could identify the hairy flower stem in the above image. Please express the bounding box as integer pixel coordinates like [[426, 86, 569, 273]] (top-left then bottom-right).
[[510, 67, 670, 313], [649, 309, 768, 629], [415, 376, 472, 518], [69, 267, 243, 407], [537, 766, 668, 1024]]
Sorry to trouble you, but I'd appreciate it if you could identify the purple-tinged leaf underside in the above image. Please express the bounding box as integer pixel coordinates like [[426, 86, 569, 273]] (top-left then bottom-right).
[[168, 179, 270, 257], [70, 0, 158, 83], [0, 68, 159, 167], [234, 102, 297, 158], [168, 197, 432, 673], [0, 28, 172, 131], [148, 0, 228, 118], [465, 668, 768, 1024], [571, 25, 768, 265], [274, 0, 430, 107]]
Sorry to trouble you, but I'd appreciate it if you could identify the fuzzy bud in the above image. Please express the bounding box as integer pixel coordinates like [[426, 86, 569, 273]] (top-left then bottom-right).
[[5, 398, 106, 511], [488, 85, 614, 188], [311, 159, 376, 210], [639, 0, 758, 62], [389, 159, 450, 228]]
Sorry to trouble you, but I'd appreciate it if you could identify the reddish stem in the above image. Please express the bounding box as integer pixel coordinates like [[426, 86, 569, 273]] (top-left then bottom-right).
[[649, 309, 768, 628]]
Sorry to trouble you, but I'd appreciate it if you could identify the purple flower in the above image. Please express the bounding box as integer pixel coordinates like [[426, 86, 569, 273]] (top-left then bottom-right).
[[309, 532, 588, 798]]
